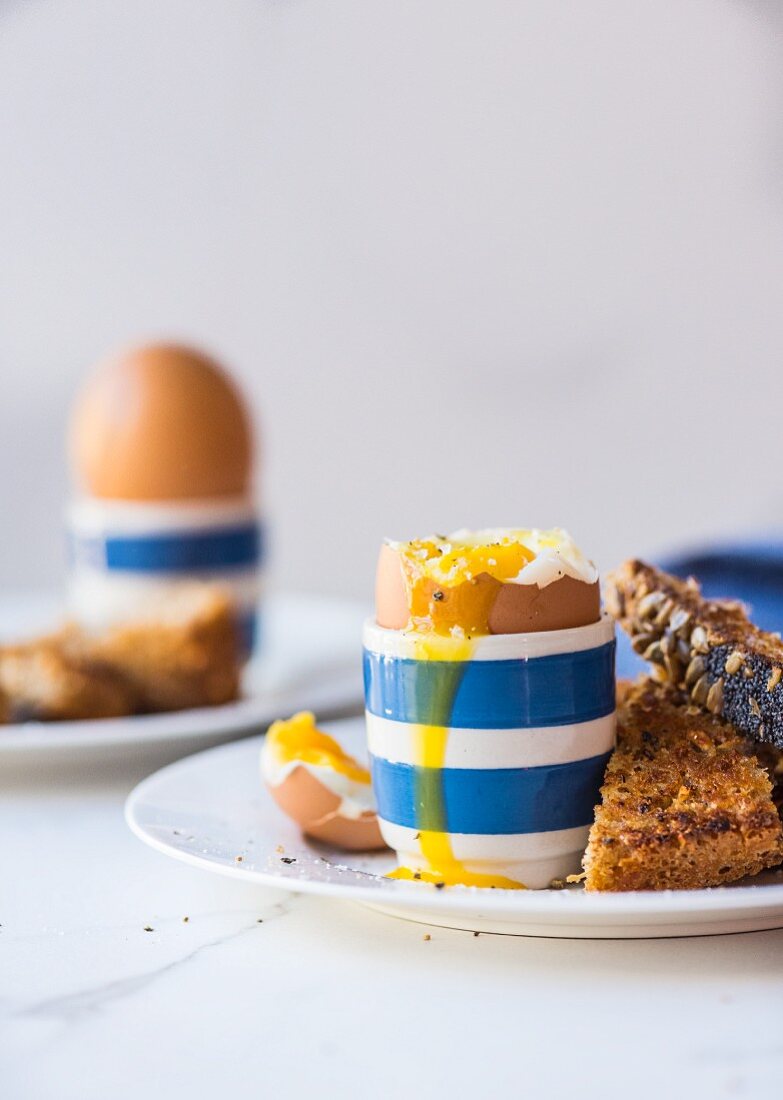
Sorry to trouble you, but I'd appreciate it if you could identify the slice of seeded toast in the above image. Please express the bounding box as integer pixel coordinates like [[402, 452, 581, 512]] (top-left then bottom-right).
[[63, 584, 241, 713], [0, 585, 241, 723], [583, 679, 783, 891], [606, 559, 783, 750]]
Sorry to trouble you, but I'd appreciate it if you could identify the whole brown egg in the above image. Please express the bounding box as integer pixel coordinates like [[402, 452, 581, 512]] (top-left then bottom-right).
[[69, 343, 254, 501]]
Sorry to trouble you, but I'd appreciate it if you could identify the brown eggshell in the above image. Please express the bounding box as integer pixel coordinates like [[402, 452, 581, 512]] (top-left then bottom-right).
[[487, 576, 600, 633], [69, 343, 254, 500], [375, 543, 410, 630], [375, 543, 600, 634], [268, 765, 388, 852]]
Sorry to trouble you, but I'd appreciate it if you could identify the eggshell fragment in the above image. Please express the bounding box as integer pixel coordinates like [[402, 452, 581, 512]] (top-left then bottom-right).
[[268, 766, 388, 851]]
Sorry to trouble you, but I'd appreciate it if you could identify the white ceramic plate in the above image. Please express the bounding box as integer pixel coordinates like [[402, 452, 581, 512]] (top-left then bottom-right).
[[0, 592, 365, 758], [126, 718, 783, 939]]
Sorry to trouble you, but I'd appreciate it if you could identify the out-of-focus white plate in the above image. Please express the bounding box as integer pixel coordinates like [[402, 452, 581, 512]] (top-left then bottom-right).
[[0, 592, 365, 758], [126, 718, 783, 939]]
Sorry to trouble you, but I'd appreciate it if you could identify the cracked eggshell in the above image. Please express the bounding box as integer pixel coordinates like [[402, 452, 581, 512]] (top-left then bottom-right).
[[375, 542, 600, 633], [267, 766, 388, 851], [488, 575, 600, 633]]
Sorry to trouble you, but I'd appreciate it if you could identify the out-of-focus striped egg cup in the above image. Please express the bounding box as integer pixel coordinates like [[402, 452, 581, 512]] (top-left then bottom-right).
[[363, 616, 616, 889], [67, 498, 264, 657]]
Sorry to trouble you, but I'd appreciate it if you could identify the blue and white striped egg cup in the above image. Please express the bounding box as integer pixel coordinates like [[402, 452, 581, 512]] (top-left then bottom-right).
[[363, 615, 616, 889], [66, 497, 264, 656]]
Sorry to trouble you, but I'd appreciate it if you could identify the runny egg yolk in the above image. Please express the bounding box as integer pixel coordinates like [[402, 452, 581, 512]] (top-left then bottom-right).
[[385, 633, 527, 890], [396, 532, 538, 637], [267, 711, 371, 784], [405, 534, 538, 584]]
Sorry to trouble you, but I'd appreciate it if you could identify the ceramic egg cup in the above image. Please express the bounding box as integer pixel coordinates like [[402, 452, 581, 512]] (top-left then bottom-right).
[[363, 616, 616, 889], [67, 497, 264, 654]]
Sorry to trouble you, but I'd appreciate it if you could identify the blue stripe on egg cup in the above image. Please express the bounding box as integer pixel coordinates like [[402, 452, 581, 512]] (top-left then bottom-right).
[[370, 752, 612, 835], [363, 640, 615, 729], [70, 520, 264, 573], [237, 607, 261, 655]]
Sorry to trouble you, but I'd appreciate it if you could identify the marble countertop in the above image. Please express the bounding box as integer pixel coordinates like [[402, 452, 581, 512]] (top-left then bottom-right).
[[2, 751, 783, 1100]]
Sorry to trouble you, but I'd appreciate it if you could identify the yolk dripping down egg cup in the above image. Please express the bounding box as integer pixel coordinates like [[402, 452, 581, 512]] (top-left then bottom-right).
[[364, 530, 616, 890]]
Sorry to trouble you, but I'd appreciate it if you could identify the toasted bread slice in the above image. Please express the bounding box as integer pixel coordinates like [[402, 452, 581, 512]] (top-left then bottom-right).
[[606, 559, 783, 750], [583, 679, 783, 891], [0, 635, 137, 722], [63, 584, 241, 713]]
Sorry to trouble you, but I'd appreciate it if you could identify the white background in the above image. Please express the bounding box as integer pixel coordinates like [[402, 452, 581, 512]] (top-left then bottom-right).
[[1, 1, 782, 598]]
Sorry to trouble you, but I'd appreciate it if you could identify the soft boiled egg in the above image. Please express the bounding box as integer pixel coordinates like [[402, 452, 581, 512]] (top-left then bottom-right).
[[261, 712, 388, 851], [375, 527, 600, 636]]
